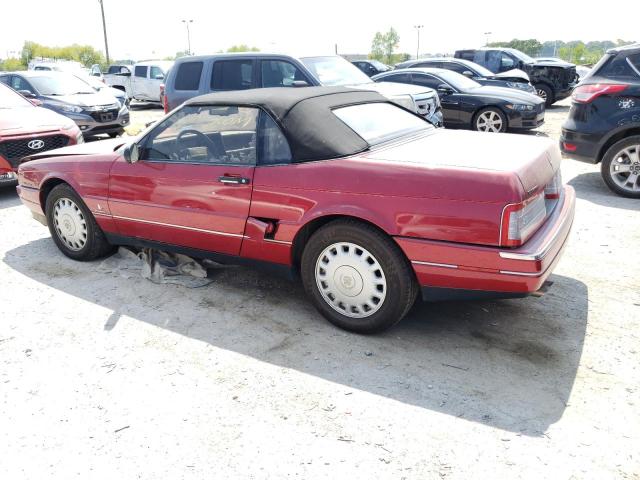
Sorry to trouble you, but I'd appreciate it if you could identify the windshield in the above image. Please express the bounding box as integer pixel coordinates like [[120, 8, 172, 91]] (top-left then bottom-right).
[[300, 56, 372, 86], [29, 74, 95, 95], [0, 84, 33, 108], [73, 74, 102, 90], [435, 70, 481, 91], [333, 102, 431, 145], [369, 60, 390, 71], [505, 48, 534, 64]]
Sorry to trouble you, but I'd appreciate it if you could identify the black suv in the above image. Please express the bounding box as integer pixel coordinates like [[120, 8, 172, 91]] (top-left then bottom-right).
[[455, 47, 578, 106], [351, 59, 391, 77], [561, 44, 640, 198]]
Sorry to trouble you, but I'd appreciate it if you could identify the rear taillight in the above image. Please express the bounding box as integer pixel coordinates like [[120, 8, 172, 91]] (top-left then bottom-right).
[[501, 191, 547, 247], [160, 84, 168, 113], [544, 169, 563, 200], [572, 83, 627, 103]]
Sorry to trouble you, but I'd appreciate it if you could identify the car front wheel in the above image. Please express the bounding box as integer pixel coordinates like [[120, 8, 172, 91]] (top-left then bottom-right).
[[601, 135, 640, 198], [473, 107, 507, 133], [301, 220, 417, 334], [45, 183, 113, 260], [535, 84, 554, 107]]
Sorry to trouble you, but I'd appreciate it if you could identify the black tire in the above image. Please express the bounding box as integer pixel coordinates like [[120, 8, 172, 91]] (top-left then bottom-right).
[[300, 219, 418, 334], [473, 107, 508, 133], [600, 135, 640, 198], [45, 183, 114, 260], [535, 83, 554, 107], [108, 130, 123, 138]]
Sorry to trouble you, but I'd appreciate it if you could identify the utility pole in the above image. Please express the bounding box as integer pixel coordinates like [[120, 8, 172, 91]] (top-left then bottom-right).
[[414, 25, 423, 59], [484, 31, 492, 47], [98, 0, 110, 63], [182, 20, 193, 55]]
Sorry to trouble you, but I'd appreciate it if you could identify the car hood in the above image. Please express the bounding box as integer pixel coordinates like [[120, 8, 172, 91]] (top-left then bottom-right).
[[43, 91, 120, 107], [26, 137, 128, 160], [363, 129, 559, 196], [534, 60, 575, 68], [466, 85, 544, 104], [351, 81, 437, 98], [0, 106, 73, 134], [489, 68, 530, 82]]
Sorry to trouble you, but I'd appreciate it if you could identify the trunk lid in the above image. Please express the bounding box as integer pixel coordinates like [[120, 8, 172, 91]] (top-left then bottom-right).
[[364, 129, 560, 198]]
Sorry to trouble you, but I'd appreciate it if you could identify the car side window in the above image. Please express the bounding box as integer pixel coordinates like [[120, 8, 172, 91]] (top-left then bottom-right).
[[150, 66, 164, 79], [135, 66, 148, 78], [11, 76, 34, 94], [174, 62, 203, 90], [408, 74, 441, 89], [211, 60, 254, 90], [258, 112, 292, 165], [140, 105, 259, 165], [601, 54, 640, 80], [485, 50, 502, 72], [380, 73, 411, 84], [445, 62, 467, 74], [0, 76, 9, 86], [500, 53, 516, 71], [261, 60, 307, 87]]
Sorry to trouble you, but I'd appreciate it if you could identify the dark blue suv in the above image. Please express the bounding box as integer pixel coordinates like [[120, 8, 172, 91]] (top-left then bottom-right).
[[561, 44, 640, 198]]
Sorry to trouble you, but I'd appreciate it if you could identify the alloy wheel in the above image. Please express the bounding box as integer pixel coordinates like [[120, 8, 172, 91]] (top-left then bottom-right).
[[53, 198, 88, 251], [315, 242, 387, 319], [609, 145, 640, 193], [476, 110, 504, 132], [537, 88, 548, 101]]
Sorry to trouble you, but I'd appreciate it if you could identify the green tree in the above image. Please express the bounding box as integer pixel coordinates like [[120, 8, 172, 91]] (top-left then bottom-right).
[[369, 28, 400, 65], [488, 38, 542, 56], [227, 45, 260, 53], [0, 58, 26, 71]]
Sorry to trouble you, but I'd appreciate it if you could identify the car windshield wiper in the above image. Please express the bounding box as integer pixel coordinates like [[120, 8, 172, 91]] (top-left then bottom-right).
[[74, 91, 94, 94]]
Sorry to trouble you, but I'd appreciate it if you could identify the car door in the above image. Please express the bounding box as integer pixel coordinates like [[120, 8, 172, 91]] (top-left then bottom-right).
[[409, 73, 461, 125], [133, 65, 149, 100], [148, 65, 165, 101], [108, 104, 259, 255]]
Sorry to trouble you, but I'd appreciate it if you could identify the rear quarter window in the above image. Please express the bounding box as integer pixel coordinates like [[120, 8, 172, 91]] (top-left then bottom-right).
[[174, 61, 203, 90], [599, 53, 640, 80]]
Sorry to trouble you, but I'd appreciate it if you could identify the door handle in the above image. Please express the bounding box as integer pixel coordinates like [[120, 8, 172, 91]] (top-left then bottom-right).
[[218, 175, 250, 185]]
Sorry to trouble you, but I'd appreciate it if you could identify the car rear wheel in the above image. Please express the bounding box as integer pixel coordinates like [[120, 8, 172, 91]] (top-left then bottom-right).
[[45, 184, 114, 260], [474, 107, 507, 133], [535, 84, 554, 107], [601, 136, 640, 198], [301, 220, 417, 334]]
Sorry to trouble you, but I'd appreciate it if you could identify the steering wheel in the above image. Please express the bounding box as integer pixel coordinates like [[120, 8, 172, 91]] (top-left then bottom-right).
[[176, 129, 225, 159]]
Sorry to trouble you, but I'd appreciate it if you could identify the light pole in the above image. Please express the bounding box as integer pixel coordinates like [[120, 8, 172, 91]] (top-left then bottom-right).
[[98, 0, 110, 63], [414, 25, 423, 59], [182, 20, 193, 55], [484, 31, 492, 47]]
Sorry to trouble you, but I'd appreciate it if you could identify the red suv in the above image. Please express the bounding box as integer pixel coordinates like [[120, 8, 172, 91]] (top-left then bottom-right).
[[0, 83, 83, 186]]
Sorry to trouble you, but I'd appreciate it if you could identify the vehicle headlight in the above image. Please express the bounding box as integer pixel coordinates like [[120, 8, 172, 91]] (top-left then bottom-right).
[[506, 103, 534, 111], [392, 95, 417, 112], [506, 82, 531, 92], [52, 103, 83, 114]]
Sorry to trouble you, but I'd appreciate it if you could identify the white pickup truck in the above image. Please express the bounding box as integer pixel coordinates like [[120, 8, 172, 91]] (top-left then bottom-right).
[[103, 61, 173, 103]]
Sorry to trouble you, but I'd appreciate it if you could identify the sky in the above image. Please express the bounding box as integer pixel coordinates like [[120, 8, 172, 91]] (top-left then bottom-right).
[[1, 0, 636, 61]]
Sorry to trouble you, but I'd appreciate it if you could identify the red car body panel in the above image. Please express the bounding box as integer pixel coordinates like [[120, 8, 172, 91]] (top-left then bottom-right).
[[17, 128, 575, 298]]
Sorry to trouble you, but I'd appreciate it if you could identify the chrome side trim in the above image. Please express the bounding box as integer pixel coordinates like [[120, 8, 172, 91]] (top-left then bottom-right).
[[263, 239, 293, 245], [499, 270, 541, 277], [108, 214, 245, 238], [92, 211, 111, 218], [411, 260, 458, 269]]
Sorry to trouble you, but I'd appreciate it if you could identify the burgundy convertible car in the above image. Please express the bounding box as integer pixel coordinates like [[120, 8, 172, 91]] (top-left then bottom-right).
[[17, 87, 575, 333]]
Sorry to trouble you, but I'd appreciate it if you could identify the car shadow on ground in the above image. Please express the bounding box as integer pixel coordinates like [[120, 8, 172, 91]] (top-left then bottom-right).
[[0, 185, 20, 209], [4, 238, 588, 436], [129, 101, 163, 111], [547, 104, 570, 113], [568, 170, 640, 212]]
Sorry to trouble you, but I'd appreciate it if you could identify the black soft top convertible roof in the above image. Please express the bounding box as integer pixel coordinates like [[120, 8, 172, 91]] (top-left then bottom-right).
[[185, 86, 388, 162]]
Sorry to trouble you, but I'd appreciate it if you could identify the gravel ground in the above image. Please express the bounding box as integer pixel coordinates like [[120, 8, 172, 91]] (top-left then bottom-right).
[[0, 99, 639, 479]]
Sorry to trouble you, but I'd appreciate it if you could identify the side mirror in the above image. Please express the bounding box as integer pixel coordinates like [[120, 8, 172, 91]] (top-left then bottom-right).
[[18, 90, 36, 98], [29, 98, 43, 107], [123, 143, 140, 164], [462, 70, 474, 77], [118, 71, 131, 77], [437, 84, 454, 96], [154, 74, 164, 80], [291, 80, 309, 88]]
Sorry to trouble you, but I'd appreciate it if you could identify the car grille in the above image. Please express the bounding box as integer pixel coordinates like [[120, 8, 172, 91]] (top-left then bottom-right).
[[566, 66, 578, 85], [90, 108, 120, 123], [0, 134, 69, 168]]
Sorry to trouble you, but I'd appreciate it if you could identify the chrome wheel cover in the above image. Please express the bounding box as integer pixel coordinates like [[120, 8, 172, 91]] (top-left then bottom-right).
[[315, 242, 387, 319], [53, 198, 88, 251], [609, 145, 640, 193], [537, 88, 548, 101], [476, 110, 504, 132]]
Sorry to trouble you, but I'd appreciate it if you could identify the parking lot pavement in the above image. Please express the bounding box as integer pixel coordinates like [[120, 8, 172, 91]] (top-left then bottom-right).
[[1, 100, 639, 479]]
